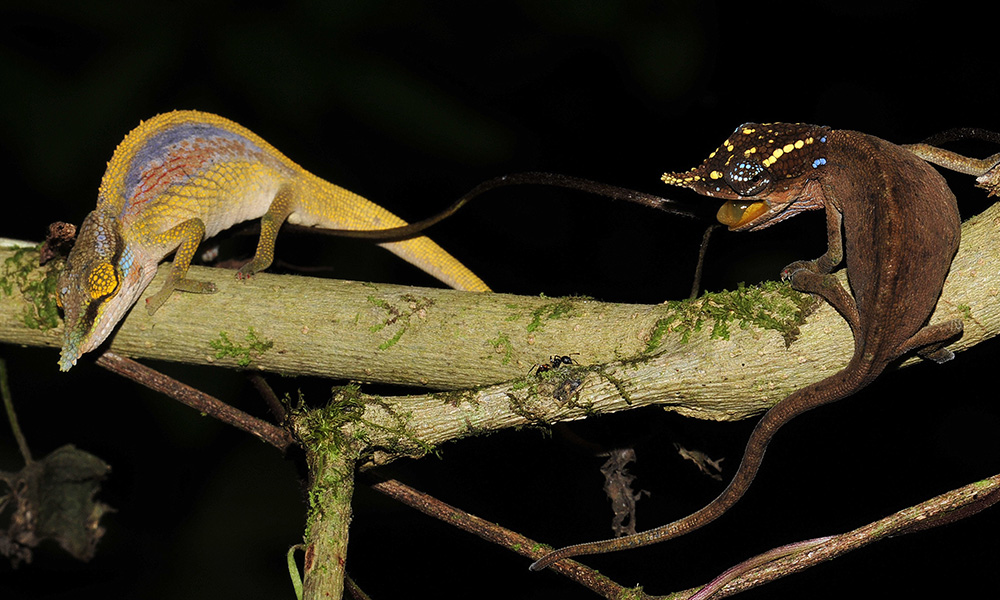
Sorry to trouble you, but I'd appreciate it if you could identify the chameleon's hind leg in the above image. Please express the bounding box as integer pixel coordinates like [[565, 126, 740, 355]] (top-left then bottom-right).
[[146, 218, 217, 315], [904, 144, 1000, 195], [237, 184, 296, 279], [904, 144, 1000, 176], [898, 319, 964, 364]]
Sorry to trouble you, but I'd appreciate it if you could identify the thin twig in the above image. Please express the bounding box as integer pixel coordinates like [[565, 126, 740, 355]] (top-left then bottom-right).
[[687, 536, 835, 600], [95, 351, 295, 451], [0, 358, 32, 464], [344, 573, 374, 600], [659, 472, 1000, 599], [367, 476, 641, 600], [247, 373, 287, 422], [689, 223, 720, 300]]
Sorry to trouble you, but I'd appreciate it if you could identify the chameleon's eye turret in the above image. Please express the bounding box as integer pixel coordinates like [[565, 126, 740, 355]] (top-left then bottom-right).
[[724, 157, 771, 197], [86, 261, 121, 301]]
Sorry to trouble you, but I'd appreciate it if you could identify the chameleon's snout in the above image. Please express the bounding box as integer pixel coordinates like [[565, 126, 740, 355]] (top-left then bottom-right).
[[58, 348, 79, 372]]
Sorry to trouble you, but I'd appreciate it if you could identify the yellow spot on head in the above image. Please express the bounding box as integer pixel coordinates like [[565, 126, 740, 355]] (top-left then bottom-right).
[[783, 143, 794, 153], [710, 170, 723, 180], [726, 144, 735, 152], [742, 127, 755, 135], [794, 140, 804, 149], [772, 148, 784, 159]]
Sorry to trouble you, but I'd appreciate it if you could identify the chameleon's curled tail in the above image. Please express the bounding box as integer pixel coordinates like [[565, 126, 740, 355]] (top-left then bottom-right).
[[529, 359, 877, 571]]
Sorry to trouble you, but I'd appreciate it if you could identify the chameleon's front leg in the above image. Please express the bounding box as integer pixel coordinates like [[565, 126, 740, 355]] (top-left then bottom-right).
[[237, 185, 296, 279], [145, 218, 217, 314], [780, 201, 861, 335]]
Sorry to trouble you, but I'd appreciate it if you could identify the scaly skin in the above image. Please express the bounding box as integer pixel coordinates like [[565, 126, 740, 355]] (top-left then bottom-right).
[[530, 123, 963, 573], [57, 110, 489, 370]]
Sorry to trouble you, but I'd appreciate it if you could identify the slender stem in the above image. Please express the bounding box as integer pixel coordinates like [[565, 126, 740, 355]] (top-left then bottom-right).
[[689, 224, 720, 300], [247, 373, 287, 422], [344, 573, 373, 600], [367, 476, 638, 599], [95, 351, 295, 450], [687, 536, 834, 600], [653, 472, 1000, 599], [298, 444, 356, 600], [299, 171, 699, 242], [0, 358, 32, 464]]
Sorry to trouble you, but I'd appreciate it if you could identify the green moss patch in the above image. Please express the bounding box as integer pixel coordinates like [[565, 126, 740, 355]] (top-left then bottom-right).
[[0, 247, 61, 330], [646, 281, 815, 352]]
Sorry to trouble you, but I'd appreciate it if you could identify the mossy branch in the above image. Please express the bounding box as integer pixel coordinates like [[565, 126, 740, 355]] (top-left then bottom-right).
[[2, 202, 998, 599], [1, 202, 999, 466]]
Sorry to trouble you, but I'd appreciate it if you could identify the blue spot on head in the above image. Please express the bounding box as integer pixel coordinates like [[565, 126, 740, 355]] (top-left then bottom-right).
[[812, 158, 827, 169], [820, 136, 827, 143]]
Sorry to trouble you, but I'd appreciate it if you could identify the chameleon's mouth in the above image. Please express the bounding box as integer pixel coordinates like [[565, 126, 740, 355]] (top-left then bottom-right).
[[717, 200, 769, 228]]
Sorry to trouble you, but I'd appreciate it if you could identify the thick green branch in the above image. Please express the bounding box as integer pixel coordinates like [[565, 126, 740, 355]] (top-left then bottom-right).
[[1, 202, 998, 463]]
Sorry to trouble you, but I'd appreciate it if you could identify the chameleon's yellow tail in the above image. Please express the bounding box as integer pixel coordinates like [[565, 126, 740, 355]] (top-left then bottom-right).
[[377, 235, 490, 292], [296, 175, 490, 292]]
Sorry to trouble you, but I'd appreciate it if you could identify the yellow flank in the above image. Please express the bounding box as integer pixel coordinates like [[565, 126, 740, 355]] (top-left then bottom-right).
[[108, 110, 490, 293], [57, 109, 490, 371]]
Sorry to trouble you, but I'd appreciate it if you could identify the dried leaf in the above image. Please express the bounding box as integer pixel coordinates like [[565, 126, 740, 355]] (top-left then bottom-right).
[[1, 444, 112, 566]]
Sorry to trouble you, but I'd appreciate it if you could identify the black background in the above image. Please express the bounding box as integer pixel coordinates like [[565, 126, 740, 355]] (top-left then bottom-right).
[[1, 2, 998, 598]]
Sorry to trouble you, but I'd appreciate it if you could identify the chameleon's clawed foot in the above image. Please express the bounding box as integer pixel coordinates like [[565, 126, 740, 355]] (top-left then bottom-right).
[[780, 260, 818, 282], [902, 318, 963, 363], [977, 164, 1000, 196], [236, 257, 272, 280], [173, 278, 217, 294], [146, 278, 218, 315], [919, 347, 955, 364], [146, 290, 170, 315]]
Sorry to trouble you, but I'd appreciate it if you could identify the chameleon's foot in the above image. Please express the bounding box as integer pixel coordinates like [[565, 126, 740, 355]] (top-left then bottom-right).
[[920, 347, 955, 364], [145, 278, 218, 315], [781, 265, 861, 334], [779, 260, 818, 282], [173, 278, 218, 294], [146, 290, 171, 315], [236, 257, 272, 280], [902, 318, 963, 362], [977, 165, 1000, 196]]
